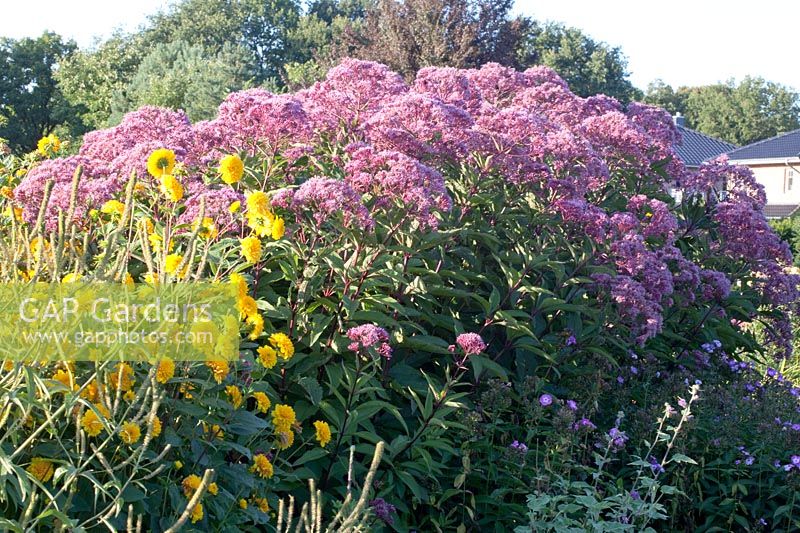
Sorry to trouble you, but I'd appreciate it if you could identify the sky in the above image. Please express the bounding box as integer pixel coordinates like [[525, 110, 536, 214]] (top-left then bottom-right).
[[0, 0, 798, 91]]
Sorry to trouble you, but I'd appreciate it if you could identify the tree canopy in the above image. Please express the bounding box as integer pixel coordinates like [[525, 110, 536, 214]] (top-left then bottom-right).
[[0, 32, 76, 152], [645, 77, 800, 145], [2, 0, 798, 152]]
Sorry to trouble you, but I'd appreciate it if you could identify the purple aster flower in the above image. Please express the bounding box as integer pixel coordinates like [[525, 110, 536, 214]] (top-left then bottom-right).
[[607, 427, 629, 451], [369, 498, 397, 525], [573, 418, 597, 431], [509, 440, 529, 453], [648, 456, 665, 475], [539, 393, 554, 407], [566, 400, 578, 411], [566, 334, 577, 346]]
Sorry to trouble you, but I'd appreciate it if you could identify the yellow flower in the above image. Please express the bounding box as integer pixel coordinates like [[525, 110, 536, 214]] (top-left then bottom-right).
[[313, 420, 332, 447], [193, 217, 218, 239], [276, 430, 295, 450], [123, 390, 135, 402], [271, 217, 285, 240], [122, 272, 134, 285], [219, 154, 244, 185], [247, 213, 273, 237], [61, 272, 81, 283], [149, 417, 162, 438], [239, 498, 248, 510], [206, 360, 229, 384], [207, 482, 218, 496], [159, 174, 184, 202], [140, 217, 155, 234], [147, 148, 176, 178], [269, 333, 294, 360], [180, 382, 195, 399], [247, 313, 264, 340], [182, 474, 202, 497], [106, 362, 135, 392], [257, 345, 277, 369], [272, 404, 296, 433], [229, 200, 241, 214], [119, 421, 141, 445], [252, 392, 271, 414], [52, 369, 76, 391], [100, 200, 125, 218], [82, 408, 106, 439], [230, 273, 249, 299], [253, 496, 269, 513], [27, 457, 54, 483], [36, 133, 60, 156], [156, 358, 175, 384], [203, 422, 225, 440], [246, 191, 270, 216], [226, 385, 243, 409], [250, 454, 274, 479], [174, 460, 183, 470], [164, 254, 188, 278], [190, 502, 204, 524], [80, 379, 102, 402], [238, 294, 257, 319], [240, 236, 262, 263]]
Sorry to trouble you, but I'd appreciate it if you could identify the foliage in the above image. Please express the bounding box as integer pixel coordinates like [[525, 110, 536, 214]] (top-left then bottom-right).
[[334, 0, 507, 77], [771, 216, 800, 265], [110, 40, 252, 124], [54, 33, 151, 132], [522, 21, 642, 103], [0, 32, 77, 152], [145, 0, 303, 84], [645, 77, 800, 145], [0, 58, 797, 532]]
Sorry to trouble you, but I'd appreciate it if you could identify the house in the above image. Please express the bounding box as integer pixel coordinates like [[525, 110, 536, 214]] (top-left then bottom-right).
[[672, 114, 737, 170], [667, 114, 736, 202], [726, 129, 800, 218]]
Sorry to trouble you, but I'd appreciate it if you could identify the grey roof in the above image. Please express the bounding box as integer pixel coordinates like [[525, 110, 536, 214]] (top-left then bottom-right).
[[726, 128, 800, 161], [675, 125, 737, 167], [763, 204, 800, 219]]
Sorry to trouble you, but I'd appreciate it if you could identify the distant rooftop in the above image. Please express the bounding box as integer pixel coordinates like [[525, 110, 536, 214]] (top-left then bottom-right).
[[726, 128, 800, 161], [763, 204, 800, 219], [674, 124, 737, 167]]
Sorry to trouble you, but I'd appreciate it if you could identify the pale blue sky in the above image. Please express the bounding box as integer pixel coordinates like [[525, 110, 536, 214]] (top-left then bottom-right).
[[0, 0, 797, 91]]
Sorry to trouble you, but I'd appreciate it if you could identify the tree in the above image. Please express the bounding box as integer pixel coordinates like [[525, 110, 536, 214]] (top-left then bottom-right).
[[145, 0, 303, 84], [522, 22, 641, 102], [0, 32, 76, 152], [646, 77, 800, 145], [110, 40, 251, 123], [334, 0, 528, 79], [643, 79, 690, 116], [55, 33, 150, 132]]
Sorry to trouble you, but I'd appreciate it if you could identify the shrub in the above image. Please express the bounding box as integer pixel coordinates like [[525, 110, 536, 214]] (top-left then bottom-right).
[[0, 58, 797, 531]]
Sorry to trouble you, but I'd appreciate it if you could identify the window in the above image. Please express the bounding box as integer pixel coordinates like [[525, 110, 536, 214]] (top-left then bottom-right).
[[788, 169, 795, 191]]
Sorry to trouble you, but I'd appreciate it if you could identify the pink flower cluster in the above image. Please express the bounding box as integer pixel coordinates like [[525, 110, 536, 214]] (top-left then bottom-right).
[[455, 333, 487, 356], [14, 58, 797, 353], [346, 324, 392, 359]]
